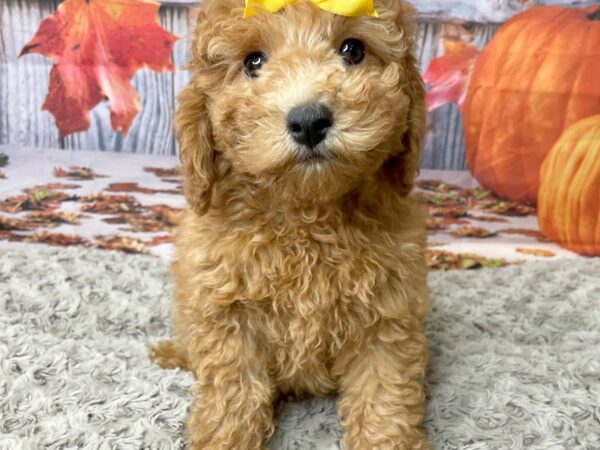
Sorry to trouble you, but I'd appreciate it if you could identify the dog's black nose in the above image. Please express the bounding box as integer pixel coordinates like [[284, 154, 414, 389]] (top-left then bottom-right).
[[287, 103, 333, 149]]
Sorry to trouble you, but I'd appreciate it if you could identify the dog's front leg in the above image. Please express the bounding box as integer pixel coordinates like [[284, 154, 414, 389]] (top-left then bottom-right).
[[337, 320, 430, 450], [186, 322, 276, 450]]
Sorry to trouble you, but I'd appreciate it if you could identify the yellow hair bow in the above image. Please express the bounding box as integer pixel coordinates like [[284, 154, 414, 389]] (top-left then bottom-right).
[[244, 0, 378, 18]]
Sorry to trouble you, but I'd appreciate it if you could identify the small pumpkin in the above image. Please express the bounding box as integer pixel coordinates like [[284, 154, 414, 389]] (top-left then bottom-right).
[[463, 6, 600, 204], [538, 115, 600, 256]]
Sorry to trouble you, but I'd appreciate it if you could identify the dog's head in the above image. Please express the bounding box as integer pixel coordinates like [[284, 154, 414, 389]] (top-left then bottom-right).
[[177, 0, 425, 214]]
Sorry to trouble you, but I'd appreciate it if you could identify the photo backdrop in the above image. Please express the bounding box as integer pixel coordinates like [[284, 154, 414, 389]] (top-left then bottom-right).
[[2, 0, 596, 165], [0, 0, 599, 260]]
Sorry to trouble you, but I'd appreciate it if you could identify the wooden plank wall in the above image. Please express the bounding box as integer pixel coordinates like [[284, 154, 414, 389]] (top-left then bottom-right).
[[0, 0, 593, 169]]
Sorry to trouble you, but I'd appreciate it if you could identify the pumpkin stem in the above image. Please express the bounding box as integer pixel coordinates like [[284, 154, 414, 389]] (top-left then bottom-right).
[[588, 8, 600, 20]]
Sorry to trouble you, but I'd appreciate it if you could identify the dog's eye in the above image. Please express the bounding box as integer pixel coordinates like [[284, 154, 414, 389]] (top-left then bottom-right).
[[339, 39, 366, 65], [244, 52, 268, 78]]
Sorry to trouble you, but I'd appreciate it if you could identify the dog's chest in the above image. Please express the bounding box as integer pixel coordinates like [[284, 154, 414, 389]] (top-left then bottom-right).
[[237, 222, 389, 389]]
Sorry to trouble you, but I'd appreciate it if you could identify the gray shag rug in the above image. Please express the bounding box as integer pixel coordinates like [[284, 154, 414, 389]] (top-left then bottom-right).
[[1, 248, 599, 450]]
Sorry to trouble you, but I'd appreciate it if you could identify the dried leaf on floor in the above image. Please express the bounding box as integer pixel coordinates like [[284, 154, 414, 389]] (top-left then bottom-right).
[[103, 216, 128, 225], [0, 215, 36, 231], [145, 235, 174, 246], [417, 179, 462, 192], [429, 206, 469, 218], [414, 191, 463, 207], [516, 247, 555, 257], [105, 182, 180, 195], [145, 204, 184, 227], [82, 201, 142, 215], [79, 193, 137, 203], [94, 235, 148, 254], [160, 179, 182, 186], [119, 215, 169, 233], [0, 196, 27, 213], [79, 193, 142, 214], [426, 217, 470, 231], [449, 226, 498, 238], [481, 201, 536, 217], [54, 166, 107, 180], [0, 154, 8, 167], [0, 230, 24, 242], [33, 182, 81, 190], [469, 215, 509, 223], [106, 204, 184, 233], [463, 188, 496, 202], [24, 231, 89, 247], [144, 166, 182, 179], [0, 190, 75, 213], [25, 211, 82, 227], [426, 249, 510, 271], [500, 228, 551, 242]]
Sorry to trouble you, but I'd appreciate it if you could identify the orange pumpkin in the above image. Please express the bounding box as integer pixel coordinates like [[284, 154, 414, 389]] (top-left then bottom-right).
[[463, 6, 600, 204], [538, 115, 600, 256]]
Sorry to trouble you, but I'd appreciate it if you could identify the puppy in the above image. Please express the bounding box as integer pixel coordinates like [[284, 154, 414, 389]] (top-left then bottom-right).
[[150, 0, 430, 448]]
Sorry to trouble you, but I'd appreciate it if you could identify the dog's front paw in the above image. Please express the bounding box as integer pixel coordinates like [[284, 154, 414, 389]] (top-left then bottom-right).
[[341, 432, 431, 450], [148, 340, 189, 371]]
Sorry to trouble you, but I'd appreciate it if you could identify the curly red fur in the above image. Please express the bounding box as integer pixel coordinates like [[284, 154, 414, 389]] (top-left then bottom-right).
[[150, 1, 430, 448]]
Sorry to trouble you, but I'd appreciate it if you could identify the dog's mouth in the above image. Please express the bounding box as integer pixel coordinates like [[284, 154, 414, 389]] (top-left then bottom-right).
[[295, 147, 331, 165], [300, 153, 327, 163]]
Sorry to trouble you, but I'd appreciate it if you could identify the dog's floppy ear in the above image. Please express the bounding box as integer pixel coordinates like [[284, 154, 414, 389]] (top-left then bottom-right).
[[175, 7, 217, 216], [175, 85, 215, 215], [383, 58, 425, 196], [380, 0, 426, 196]]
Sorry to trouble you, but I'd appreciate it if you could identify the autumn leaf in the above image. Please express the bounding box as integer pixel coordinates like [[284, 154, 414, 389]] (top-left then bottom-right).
[[79, 193, 137, 203], [24, 231, 90, 247], [484, 201, 536, 217], [94, 235, 148, 254], [0, 195, 28, 214], [0, 190, 75, 213], [33, 182, 82, 190], [20, 0, 178, 137], [103, 216, 128, 225], [417, 179, 462, 192], [429, 206, 469, 218], [0, 215, 36, 231], [81, 200, 142, 215], [105, 182, 180, 195], [449, 226, 497, 239], [426, 217, 469, 231], [145, 235, 174, 246], [25, 211, 83, 227], [54, 166, 106, 180], [469, 215, 509, 223], [516, 247, 555, 257], [426, 249, 510, 271], [423, 40, 479, 112], [78, 193, 142, 214], [145, 204, 184, 226], [144, 166, 182, 179], [500, 228, 551, 242], [0, 231, 25, 243], [104, 204, 183, 232]]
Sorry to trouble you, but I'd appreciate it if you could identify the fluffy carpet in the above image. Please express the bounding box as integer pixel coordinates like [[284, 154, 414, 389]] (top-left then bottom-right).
[[0, 247, 599, 450]]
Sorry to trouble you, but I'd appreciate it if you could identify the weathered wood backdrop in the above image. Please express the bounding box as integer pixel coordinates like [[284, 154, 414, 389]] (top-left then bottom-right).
[[0, 0, 593, 169]]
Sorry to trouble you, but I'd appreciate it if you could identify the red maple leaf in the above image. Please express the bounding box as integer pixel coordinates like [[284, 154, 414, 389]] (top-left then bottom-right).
[[20, 0, 178, 138], [423, 40, 479, 112]]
